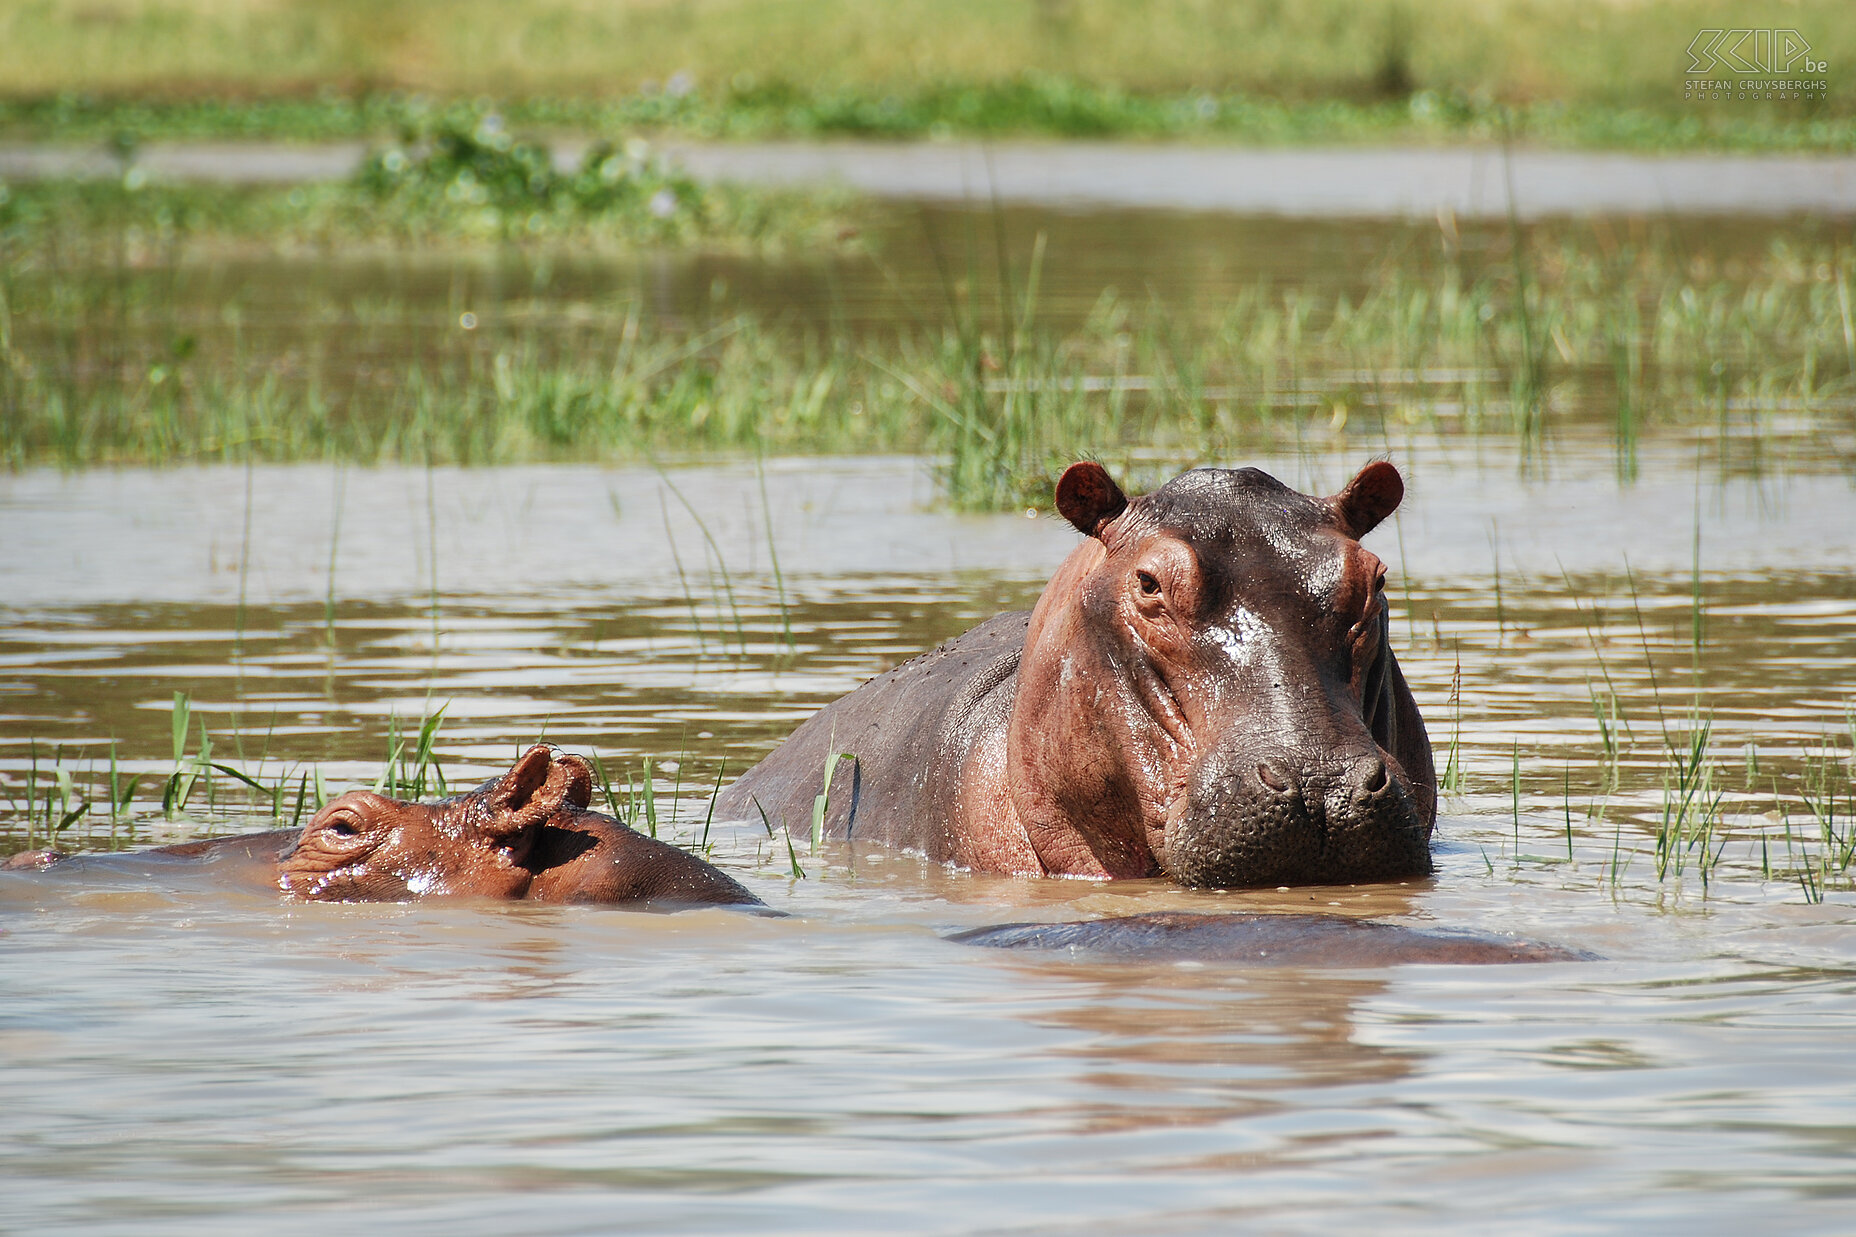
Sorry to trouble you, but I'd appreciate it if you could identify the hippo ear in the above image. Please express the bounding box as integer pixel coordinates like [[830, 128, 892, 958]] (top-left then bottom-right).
[[486, 744, 584, 836], [1331, 460, 1404, 538], [554, 754, 595, 812], [1055, 462, 1129, 539]]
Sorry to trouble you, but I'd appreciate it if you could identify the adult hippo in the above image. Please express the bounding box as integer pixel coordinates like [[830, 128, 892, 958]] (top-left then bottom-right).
[[6, 744, 760, 908], [717, 460, 1435, 888]]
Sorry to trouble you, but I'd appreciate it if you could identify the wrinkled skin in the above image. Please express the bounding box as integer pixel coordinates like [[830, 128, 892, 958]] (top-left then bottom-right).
[[9, 745, 760, 908], [717, 460, 1435, 888]]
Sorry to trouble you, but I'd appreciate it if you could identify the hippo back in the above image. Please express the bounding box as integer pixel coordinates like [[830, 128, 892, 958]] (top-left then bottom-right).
[[715, 612, 1029, 862], [951, 911, 1590, 965]]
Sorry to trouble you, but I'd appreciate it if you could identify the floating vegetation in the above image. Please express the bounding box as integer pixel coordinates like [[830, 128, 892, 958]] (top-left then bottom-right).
[[354, 109, 712, 243], [0, 110, 861, 257]]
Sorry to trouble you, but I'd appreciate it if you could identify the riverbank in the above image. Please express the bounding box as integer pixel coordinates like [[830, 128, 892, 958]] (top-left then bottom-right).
[[3, 0, 1853, 151], [3, 89, 1852, 156]]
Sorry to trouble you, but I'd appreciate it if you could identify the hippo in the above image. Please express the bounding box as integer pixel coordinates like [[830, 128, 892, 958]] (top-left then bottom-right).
[[950, 912, 1589, 965], [5, 744, 761, 908], [717, 460, 1435, 888]]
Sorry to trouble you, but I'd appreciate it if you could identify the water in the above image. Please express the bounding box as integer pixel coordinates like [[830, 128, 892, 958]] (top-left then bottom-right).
[[9, 203, 1834, 373], [5, 442, 1856, 1232], [7, 139, 1856, 217], [5, 184, 1856, 1229]]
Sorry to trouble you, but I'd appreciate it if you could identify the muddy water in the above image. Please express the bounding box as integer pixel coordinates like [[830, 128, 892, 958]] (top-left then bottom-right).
[[10, 205, 1834, 363], [8, 140, 1856, 217], [4, 444, 1856, 1232]]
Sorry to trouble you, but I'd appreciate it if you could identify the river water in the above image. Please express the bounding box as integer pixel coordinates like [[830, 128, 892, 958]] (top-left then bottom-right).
[[6, 139, 1856, 217], [5, 183, 1856, 1230], [4, 438, 1856, 1233]]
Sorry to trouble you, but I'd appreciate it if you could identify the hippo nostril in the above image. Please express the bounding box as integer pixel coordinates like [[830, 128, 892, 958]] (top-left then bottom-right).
[[1355, 755, 1390, 797], [1256, 759, 1297, 796]]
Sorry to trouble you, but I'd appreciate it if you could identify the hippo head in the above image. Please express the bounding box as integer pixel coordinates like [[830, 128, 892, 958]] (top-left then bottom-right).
[[1009, 460, 1436, 888], [278, 745, 594, 901]]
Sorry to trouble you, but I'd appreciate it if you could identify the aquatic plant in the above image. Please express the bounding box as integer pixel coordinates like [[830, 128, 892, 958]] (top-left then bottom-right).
[[4, 222, 1848, 509], [1458, 559, 1856, 901], [0, 699, 736, 864], [0, 147, 860, 259], [356, 109, 710, 242]]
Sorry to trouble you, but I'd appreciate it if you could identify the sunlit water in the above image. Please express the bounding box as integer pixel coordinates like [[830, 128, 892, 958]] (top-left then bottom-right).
[[4, 440, 1856, 1232]]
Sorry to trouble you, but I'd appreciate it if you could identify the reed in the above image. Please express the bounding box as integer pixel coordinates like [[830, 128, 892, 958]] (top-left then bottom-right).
[[756, 456, 796, 652], [1472, 562, 1856, 900], [6, 214, 1849, 510], [2, 700, 753, 866], [1438, 653, 1464, 796]]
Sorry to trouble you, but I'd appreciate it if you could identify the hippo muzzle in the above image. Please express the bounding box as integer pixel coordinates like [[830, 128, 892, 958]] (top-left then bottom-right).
[[1161, 741, 1433, 888]]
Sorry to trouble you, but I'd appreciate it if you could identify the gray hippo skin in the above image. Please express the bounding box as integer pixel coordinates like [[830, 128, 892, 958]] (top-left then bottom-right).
[[719, 460, 1435, 889], [950, 912, 1592, 965], [7, 745, 760, 908]]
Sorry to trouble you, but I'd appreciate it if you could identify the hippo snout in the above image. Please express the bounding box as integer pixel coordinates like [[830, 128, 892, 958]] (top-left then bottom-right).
[[1161, 747, 1432, 889]]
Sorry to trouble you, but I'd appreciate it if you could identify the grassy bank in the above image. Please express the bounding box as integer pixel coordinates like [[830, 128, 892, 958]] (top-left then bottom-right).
[[0, 0, 1851, 151], [0, 114, 864, 254], [4, 219, 1852, 506], [5, 89, 1854, 156]]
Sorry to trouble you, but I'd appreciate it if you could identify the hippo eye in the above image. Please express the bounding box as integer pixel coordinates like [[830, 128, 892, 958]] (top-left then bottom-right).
[[325, 816, 362, 838], [1136, 571, 1161, 597]]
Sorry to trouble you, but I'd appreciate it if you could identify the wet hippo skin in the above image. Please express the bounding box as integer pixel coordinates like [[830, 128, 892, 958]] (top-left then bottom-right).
[[949, 911, 1591, 965], [720, 459, 1436, 890]]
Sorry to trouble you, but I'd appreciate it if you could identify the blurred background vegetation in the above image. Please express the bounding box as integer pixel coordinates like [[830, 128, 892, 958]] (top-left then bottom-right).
[[1, 1, 1851, 492], [0, 0, 1851, 149]]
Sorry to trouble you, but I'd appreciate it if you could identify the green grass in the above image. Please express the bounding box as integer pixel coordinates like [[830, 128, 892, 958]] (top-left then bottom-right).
[[0, 118, 864, 255], [0, 0, 1851, 151], [6, 87, 1855, 155], [3, 214, 1852, 508], [0, 696, 741, 863], [14, 664, 1856, 898], [1444, 553, 1856, 899]]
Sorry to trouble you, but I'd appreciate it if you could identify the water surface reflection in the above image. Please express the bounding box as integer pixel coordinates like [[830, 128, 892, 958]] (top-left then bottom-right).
[[4, 446, 1856, 1231]]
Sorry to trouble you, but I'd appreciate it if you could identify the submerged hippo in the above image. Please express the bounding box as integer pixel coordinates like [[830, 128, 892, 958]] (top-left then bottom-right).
[[950, 912, 1589, 966], [6, 745, 760, 908], [718, 460, 1435, 888]]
